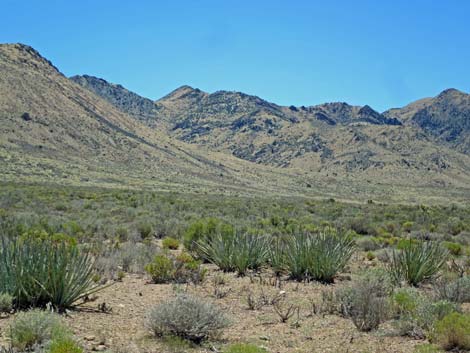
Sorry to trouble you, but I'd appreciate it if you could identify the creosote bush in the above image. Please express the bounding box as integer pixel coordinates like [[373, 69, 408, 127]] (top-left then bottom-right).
[[284, 228, 355, 282], [388, 240, 448, 286], [162, 237, 180, 250], [0, 236, 103, 311], [0, 292, 13, 313], [432, 312, 470, 351], [145, 252, 206, 284], [433, 275, 470, 303], [146, 294, 230, 343]]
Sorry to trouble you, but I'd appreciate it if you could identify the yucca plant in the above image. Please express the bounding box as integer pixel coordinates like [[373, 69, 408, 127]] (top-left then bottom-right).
[[197, 232, 270, 275], [284, 228, 355, 283], [0, 236, 104, 311], [388, 240, 448, 286]]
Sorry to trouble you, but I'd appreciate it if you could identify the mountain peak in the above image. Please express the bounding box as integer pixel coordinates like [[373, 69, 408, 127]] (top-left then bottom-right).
[[0, 42, 61, 74], [437, 88, 466, 100], [159, 85, 205, 101]]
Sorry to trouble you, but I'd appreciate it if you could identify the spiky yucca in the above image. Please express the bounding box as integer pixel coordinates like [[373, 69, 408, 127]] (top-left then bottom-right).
[[388, 240, 448, 286], [284, 228, 355, 283], [0, 237, 103, 311], [197, 232, 270, 275]]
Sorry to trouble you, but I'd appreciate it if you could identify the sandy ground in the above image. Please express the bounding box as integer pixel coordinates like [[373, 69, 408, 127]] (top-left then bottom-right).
[[0, 265, 432, 353]]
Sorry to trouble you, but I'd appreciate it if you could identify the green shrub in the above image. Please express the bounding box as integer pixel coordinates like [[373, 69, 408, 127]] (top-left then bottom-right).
[[145, 252, 206, 284], [388, 240, 448, 286], [0, 237, 102, 310], [183, 218, 234, 252], [0, 292, 13, 313], [433, 275, 470, 303], [145, 254, 174, 283], [115, 226, 129, 241], [392, 288, 420, 316], [197, 233, 269, 275], [225, 343, 267, 353], [47, 337, 83, 353], [9, 309, 65, 351], [284, 228, 355, 282], [146, 294, 230, 343], [337, 270, 392, 331], [432, 312, 470, 351], [442, 241, 462, 256], [137, 222, 153, 239], [162, 237, 180, 250], [268, 236, 287, 275]]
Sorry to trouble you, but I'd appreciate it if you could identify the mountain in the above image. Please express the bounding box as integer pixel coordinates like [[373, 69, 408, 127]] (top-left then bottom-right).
[[384, 88, 470, 153], [2, 43, 470, 203], [0, 43, 302, 196]]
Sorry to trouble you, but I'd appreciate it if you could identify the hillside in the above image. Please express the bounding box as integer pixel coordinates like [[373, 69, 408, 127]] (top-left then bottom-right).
[[71, 74, 470, 198], [384, 88, 470, 153], [0, 43, 302, 196], [2, 43, 470, 203]]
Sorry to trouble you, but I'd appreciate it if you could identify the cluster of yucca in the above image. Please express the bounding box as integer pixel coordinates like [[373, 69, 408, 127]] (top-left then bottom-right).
[[197, 232, 269, 275], [282, 228, 355, 282], [197, 227, 355, 282], [0, 236, 102, 311]]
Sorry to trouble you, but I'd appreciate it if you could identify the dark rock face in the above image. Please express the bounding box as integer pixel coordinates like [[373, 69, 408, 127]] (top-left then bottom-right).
[[70, 75, 159, 123]]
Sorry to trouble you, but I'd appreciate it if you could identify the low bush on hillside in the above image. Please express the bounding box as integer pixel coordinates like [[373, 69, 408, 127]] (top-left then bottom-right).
[[433, 275, 470, 303], [431, 312, 470, 351], [0, 236, 103, 310], [197, 232, 270, 275], [336, 270, 392, 331], [162, 236, 180, 250], [183, 218, 234, 253], [388, 240, 448, 286], [145, 252, 206, 284], [9, 309, 81, 352], [0, 292, 13, 313], [284, 228, 355, 282], [391, 288, 459, 338], [145, 294, 230, 343]]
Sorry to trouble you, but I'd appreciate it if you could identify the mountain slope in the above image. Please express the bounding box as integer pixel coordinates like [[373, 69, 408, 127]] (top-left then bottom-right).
[[0, 43, 303, 195], [384, 89, 470, 153]]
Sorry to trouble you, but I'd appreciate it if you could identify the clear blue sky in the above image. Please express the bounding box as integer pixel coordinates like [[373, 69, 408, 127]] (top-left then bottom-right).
[[2, 0, 469, 111]]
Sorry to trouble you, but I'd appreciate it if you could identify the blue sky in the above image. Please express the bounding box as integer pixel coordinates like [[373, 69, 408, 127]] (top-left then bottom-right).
[[2, 0, 469, 111]]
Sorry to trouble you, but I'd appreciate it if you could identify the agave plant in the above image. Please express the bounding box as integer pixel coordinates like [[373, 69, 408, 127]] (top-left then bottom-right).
[[197, 232, 270, 275], [284, 228, 355, 283], [388, 240, 448, 286], [0, 236, 104, 311]]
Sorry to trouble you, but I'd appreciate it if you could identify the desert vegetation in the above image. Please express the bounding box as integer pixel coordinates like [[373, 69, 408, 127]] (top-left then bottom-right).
[[0, 182, 469, 352]]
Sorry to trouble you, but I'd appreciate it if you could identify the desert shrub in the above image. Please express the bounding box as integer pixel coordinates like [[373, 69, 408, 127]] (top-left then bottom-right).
[[197, 232, 269, 275], [337, 270, 392, 331], [162, 237, 180, 250], [94, 241, 159, 278], [391, 288, 459, 338], [284, 228, 355, 282], [9, 310, 65, 351], [225, 343, 267, 353], [0, 292, 13, 313], [433, 275, 470, 303], [441, 241, 462, 256], [183, 218, 234, 253], [145, 294, 230, 343], [145, 254, 174, 283], [137, 222, 153, 239], [388, 240, 448, 286], [115, 226, 129, 241], [0, 237, 102, 310], [47, 337, 83, 353], [432, 312, 470, 351], [356, 236, 380, 251], [145, 252, 206, 284]]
